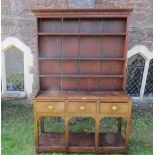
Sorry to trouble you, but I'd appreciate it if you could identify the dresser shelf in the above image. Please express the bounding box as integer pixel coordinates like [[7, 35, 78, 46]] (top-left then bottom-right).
[[38, 33, 126, 36], [38, 132, 125, 153], [39, 75, 124, 78], [39, 58, 126, 61]]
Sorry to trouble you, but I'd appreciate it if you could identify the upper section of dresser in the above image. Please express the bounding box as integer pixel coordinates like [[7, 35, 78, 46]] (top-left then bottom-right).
[[32, 9, 133, 93]]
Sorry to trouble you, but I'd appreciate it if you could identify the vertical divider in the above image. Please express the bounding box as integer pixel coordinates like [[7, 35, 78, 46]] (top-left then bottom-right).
[[78, 18, 80, 91], [100, 18, 104, 91], [123, 18, 128, 91], [111, 72, 115, 91], [61, 18, 63, 91], [98, 19, 102, 91]]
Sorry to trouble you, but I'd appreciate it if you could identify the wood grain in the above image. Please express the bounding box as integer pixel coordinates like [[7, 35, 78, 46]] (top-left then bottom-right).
[[32, 8, 133, 154]]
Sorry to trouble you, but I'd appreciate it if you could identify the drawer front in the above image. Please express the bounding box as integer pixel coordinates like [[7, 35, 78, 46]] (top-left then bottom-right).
[[35, 102, 65, 113], [68, 102, 96, 113], [100, 103, 129, 114]]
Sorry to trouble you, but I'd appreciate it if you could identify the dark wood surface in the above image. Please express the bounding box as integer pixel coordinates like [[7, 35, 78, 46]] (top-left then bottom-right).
[[32, 8, 133, 18], [39, 132, 124, 147], [33, 9, 132, 92], [38, 132, 125, 153], [32, 9, 133, 154], [35, 91, 131, 101]]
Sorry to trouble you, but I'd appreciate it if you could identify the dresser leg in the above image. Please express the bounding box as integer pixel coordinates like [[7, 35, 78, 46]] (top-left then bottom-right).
[[125, 117, 131, 155], [117, 117, 122, 133], [65, 117, 69, 151], [40, 117, 44, 133], [95, 117, 99, 154], [35, 150, 39, 155], [95, 102, 100, 155], [34, 114, 39, 153], [125, 146, 129, 155]]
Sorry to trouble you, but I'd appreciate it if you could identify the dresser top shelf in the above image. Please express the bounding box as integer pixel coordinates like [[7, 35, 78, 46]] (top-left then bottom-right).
[[35, 91, 131, 102]]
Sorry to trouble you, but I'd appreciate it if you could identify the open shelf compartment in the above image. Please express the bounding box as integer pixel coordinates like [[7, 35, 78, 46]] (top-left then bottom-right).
[[38, 132, 125, 152]]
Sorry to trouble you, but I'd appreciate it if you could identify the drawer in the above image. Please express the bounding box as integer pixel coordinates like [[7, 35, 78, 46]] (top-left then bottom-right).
[[68, 102, 96, 113], [35, 102, 65, 113], [100, 103, 129, 114]]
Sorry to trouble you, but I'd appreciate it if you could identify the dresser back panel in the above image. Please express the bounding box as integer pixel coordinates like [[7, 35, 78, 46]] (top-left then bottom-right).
[[34, 9, 131, 92]]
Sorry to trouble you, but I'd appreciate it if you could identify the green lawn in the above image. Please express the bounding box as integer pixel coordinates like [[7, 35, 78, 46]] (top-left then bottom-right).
[[1, 99, 153, 155]]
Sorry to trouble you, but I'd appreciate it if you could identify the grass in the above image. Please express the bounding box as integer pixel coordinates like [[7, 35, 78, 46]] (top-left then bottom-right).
[[6, 73, 24, 85], [1, 99, 153, 155]]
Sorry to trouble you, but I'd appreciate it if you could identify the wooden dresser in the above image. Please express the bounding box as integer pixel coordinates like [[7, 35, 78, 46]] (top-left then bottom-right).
[[32, 9, 133, 154]]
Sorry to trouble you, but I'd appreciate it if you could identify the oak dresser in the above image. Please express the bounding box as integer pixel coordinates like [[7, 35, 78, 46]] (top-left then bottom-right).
[[32, 8, 133, 154]]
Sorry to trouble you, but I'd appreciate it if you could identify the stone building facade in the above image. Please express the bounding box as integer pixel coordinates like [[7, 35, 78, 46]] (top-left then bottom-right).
[[1, 0, 153, 102]]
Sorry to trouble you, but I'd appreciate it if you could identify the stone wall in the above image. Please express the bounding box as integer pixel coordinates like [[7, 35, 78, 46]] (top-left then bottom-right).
[[2, 0, 153, 98]]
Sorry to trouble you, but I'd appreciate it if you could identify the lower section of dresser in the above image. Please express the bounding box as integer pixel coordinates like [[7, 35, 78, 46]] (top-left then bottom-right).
[[33, 97, 132, 154], [38, 132, 126, 153]]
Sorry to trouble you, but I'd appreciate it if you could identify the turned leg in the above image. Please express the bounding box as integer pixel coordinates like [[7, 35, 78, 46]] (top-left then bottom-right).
[[40, 117, 44, 133], [117, 117, 122, 133]]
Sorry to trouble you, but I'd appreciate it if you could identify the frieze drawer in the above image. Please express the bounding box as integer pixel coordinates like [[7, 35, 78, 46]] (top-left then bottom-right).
[[35, 102, 65, 113], [100, 103, 129, 114]]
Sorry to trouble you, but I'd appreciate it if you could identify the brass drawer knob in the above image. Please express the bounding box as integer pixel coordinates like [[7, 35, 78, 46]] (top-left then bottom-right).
[[79, 105, 86, 111], [48, 105, 53, 110], [111, 106, 118, 111]]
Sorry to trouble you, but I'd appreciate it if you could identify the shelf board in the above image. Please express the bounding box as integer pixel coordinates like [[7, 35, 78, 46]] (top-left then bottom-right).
[[39, 75, 124, 78], [69, 132, 95, 147], [38, 32, 126, 36], [39, 132, 65, 146], [39, 58, 125, 61], [99, 132, 124, 147], [38, 132, 125, 153]]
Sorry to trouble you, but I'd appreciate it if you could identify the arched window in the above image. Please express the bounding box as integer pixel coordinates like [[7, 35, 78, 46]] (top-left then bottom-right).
[[127, 45, 153, 100], [1, 37, 33, 97], [126, 54, 145, 97], [144, 59, 153, 97], [5, 47, 24, 91]]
